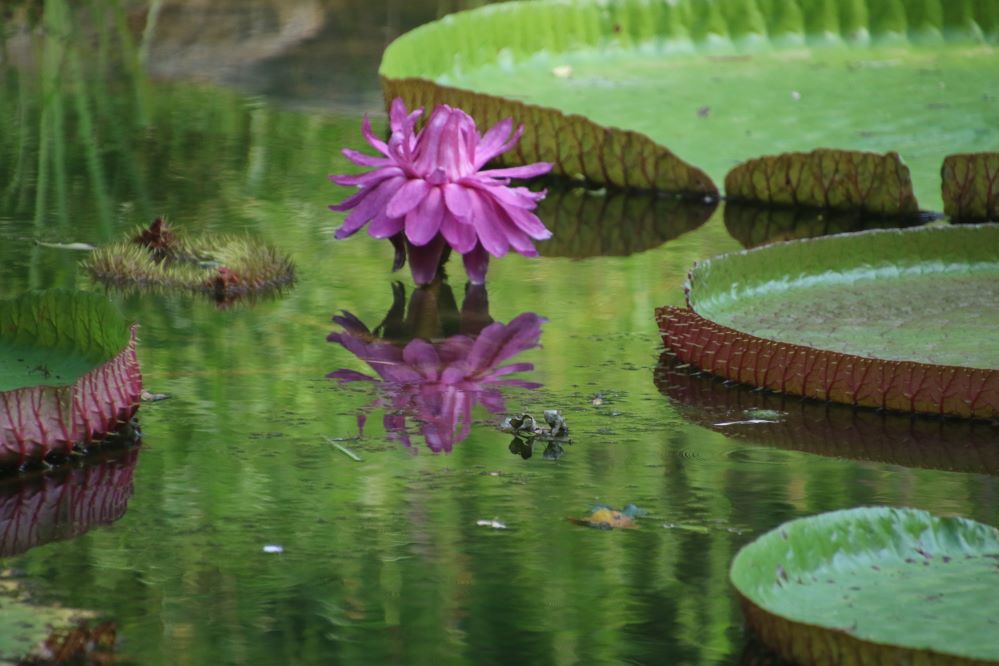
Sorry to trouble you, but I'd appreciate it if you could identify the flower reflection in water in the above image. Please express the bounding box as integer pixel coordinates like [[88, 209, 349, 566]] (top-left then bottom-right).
[[327, 282, 543, 452]]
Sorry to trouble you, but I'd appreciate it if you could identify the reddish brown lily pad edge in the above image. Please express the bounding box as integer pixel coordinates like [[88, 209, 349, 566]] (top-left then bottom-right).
[[0, 290, 142, 469], [657, 224, 999, 420], [0, 446, 138, 557], [730, 507, 999, 665]]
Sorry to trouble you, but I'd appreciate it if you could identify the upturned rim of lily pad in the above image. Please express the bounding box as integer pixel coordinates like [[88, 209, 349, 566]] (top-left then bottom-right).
[[657, 224, 999, 420], [380, 0, 997, 200], [0, 290, 142, 469], [730, 507, 999, 664]]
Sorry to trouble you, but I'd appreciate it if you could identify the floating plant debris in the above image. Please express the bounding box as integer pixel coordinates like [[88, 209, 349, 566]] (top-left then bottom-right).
[[568, 504, 644, 530], [730, 508, 999, 664], [83, 218, 295, 304], [0, 572, 115, 664]]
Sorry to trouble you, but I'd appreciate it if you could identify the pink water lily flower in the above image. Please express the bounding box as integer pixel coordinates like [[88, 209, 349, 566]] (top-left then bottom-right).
[[330, 98, 553, 284]]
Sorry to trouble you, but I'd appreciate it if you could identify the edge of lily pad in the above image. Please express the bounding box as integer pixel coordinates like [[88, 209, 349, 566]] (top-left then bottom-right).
[[657, 304, 998, 420], [380, 76, 718, 196], [730, 507, 999, 665]]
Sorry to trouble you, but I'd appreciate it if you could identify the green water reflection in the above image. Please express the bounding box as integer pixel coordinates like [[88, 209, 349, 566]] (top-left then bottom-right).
[[1, 5, 996, 665]]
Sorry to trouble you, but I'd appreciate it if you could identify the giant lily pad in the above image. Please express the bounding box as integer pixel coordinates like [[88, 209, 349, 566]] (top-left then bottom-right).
[[0, 290, 142, 467], [380, 0, 997, 207], [657, 224, 999, 419], [730, 507, 999, 664]]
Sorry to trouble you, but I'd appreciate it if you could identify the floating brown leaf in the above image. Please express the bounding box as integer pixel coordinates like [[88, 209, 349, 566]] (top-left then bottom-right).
[[724, 149, 919, 216], [941, 152, 999, 222]]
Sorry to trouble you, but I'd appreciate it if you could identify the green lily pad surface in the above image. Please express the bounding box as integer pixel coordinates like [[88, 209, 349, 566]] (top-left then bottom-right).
[[0, 291, 129, 392], [688, 224, 999, 369], [381, 0, 997, 208], [0, 291, 142, 467], [730, 507, 999, 664]]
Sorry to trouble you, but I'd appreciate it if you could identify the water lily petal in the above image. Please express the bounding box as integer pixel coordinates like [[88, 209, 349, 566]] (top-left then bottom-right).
[[405, 186, 445, 246], [386, 178, 432, 218], [474, 118, 516, 168], [441, 212, 478, 254], [342, 148, 394, 168], [443, 182, 474, 219], [478, 162, 553, 180], [361, 115, 389, 155], [403, 339, 443, 381], [368, 211, 405, 239], [407, 235, 447, 285], [462, 244, 490, 284], [330, 166, 402, 187], [335, 176, 405, 239], [504, 204, 553, 241]]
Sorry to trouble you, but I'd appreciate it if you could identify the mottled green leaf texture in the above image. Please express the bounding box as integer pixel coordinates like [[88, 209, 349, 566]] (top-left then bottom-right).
[[730, 507, 999, 664], [381, 0, 997, 207], [724, 149, 919, 215], [536, 187, 717, 258], [942, 152, 999, 222], [0, 290, 130, 391]]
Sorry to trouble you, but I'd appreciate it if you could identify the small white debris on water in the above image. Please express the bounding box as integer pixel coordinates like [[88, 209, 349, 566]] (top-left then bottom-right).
[[552, 65, 573, 78], [713, 419, 779, 427], [790, 90, 801, 101], [476, 519, 507, 530], [262, 544, 284, 554]]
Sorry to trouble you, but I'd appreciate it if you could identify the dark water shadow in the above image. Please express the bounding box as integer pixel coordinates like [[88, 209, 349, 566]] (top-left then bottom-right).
[[327, 281, 543, 453], [724, 201, 933, 249], [654, 354, 999, 476], [0, 446, 139, 558], [535, 185, 717, 258]]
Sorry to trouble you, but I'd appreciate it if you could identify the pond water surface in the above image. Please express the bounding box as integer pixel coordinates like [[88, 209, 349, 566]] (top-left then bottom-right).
[[0, 3, 996, 664]]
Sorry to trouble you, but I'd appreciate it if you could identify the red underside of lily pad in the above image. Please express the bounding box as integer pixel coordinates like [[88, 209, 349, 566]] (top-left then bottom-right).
[[0, 328, 142, 468], [657, 306, 999, 421], [0, 448, 138, 557]]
